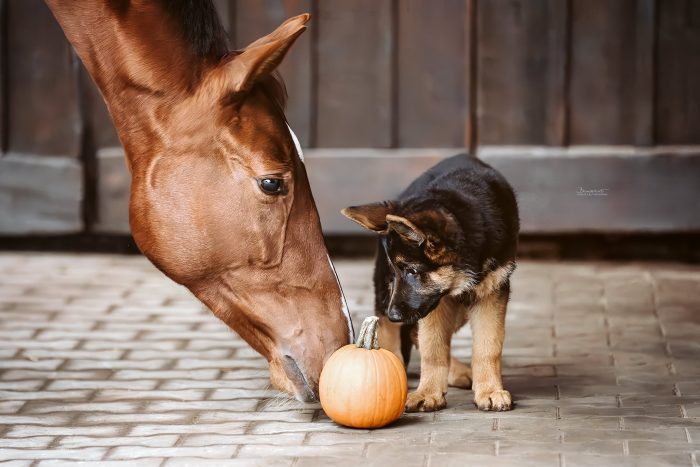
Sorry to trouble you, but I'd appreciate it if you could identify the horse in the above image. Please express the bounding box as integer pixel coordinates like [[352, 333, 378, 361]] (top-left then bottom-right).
[[44, 0, 353, 402]]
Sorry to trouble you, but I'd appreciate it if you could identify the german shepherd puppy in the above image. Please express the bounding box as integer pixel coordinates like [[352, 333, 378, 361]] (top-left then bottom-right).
[[342, 154, 519, 412]]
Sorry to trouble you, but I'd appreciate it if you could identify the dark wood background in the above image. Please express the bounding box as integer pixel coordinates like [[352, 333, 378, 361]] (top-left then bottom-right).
[[0, 0, 699, 236]]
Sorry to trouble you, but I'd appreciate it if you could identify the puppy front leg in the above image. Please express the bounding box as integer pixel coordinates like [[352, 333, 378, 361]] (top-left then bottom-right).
[[377, 315, 403, 364], [405, 299, 454, 412], [470, 289, 512, 411]]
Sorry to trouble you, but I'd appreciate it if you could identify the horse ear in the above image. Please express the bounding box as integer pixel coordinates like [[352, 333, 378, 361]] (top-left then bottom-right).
[[214, 14, 309, 94], [243, 13, 311, 49], [386, 215, 426, 246], [341, 201, 395, 233]]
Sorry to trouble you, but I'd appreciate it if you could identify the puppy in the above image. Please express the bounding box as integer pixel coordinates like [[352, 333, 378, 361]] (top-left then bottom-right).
[[342, 153, 519, 412]]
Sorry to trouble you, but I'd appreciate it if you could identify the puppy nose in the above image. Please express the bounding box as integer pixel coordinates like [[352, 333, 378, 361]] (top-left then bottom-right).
[[387, 306, 404, 323]]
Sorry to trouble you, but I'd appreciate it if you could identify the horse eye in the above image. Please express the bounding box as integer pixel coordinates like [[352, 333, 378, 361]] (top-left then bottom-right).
[[259, 178, 283, 195], [405, 267, 419, 276]]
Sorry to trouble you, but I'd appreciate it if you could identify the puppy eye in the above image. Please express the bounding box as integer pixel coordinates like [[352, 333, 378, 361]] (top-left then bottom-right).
[[405, 267, 419, 276], [258, 177, 284, 195]]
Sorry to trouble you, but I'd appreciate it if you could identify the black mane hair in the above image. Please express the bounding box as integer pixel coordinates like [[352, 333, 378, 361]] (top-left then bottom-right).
[[162, 0, 229, 59], [161, 0, 289, 111]]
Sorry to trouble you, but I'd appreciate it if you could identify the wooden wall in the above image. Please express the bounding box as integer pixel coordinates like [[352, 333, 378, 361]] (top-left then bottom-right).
[[212, 0, 700, 148], [0, 0, 699, 235]]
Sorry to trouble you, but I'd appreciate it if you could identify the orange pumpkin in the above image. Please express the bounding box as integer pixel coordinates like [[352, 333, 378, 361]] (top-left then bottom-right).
[[319, 316, 408, 428]]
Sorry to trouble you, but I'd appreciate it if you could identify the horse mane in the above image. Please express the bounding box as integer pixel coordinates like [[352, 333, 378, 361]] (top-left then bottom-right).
[[162, 0, 288, 111], [162, 0, 229, 58]]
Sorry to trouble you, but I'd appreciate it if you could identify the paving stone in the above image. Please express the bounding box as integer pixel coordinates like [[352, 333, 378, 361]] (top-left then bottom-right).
[[82, 340, 182, 351], [203, 411, 316, 424], [38, 460, 163, 467], [165, 459, 292, 467], [110, 370, 220, 380], [0, 437, 55, 449], [564, 454, 696, 467], [0, 401, 26, 414], [627, 440, 700, 455], [1, 370, 110, 381], [128, 349, 231, 360], [0, 390, 93, 401], [0, 254, 697, 465], [108, 445, 238, 460], [93, 389, 208, 401], [21, 349, 124, 360], [250, 421, 362, 435], [239, 444, 362, 458], [428, 453, 560, 467], [0, 460, 32, 467], [0, 414, 73, 426], [147, 400, 259, 412], [47, 379, 159, 391], [57, 435, 179, 448], [6, 426, 124, 438], [180, 433, 305, 447], [128, 422, 248, 436], [498, 439, 624, 456], [22, 401, 140, 414], [0, 340, 78, 350], [77, 412, 192, 424], [0, 447, 107, 461]]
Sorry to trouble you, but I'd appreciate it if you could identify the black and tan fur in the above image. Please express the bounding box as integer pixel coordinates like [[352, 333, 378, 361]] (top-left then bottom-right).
[[342, 154, 519, 412]]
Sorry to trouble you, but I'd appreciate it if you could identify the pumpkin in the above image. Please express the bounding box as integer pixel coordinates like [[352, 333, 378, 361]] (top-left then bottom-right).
[[319, 316, 408, 428]]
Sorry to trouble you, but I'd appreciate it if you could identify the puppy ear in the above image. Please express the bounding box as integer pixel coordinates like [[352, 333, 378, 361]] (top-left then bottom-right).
[[386, 214, 426, 246], [341, 201, 395, 233]]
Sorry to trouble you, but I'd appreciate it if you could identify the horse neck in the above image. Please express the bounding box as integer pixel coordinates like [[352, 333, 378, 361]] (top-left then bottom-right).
[[45, 0, 218, 165]]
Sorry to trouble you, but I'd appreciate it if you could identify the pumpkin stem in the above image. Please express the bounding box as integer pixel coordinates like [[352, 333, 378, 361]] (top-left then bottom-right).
[[356, 316, 380, 350]]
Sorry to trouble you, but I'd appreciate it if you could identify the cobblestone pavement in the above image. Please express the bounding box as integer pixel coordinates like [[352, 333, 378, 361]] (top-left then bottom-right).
[[0, 253, 699, 466]]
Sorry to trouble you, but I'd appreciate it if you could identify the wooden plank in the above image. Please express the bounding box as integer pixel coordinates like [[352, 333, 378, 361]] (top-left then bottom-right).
[[568, 0, 654, 144], [315, 0, 393, 148], [6, 0, 81, 157], [0, 0, 5, 153], [465, 0, 477, 151], [633, 0, 656, 146], [212, 0, 233, 36], [396, 0, 467, 147], [477, 0, 568, 145], [546, 0, 570, 146], [234, 0, 313, 146], [656, 0, 700, 144], [80, 67, 120, 150]]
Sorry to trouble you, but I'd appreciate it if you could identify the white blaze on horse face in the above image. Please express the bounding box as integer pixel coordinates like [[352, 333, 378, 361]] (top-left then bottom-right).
[[287, 124, 304, 162], [287, 124, 354, 343], [327, 254, 355, 343]]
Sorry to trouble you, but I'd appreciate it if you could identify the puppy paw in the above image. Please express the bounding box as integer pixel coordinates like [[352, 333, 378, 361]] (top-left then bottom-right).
[[405, 390, 447, 412], [474, 389, 512, 411]]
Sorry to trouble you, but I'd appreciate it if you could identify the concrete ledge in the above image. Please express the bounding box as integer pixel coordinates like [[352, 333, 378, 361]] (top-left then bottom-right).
[[0, 153, 83, 234], [310, 146, 700, 234], [479, 146, 700, 233], [91, 146, 700, 235]]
